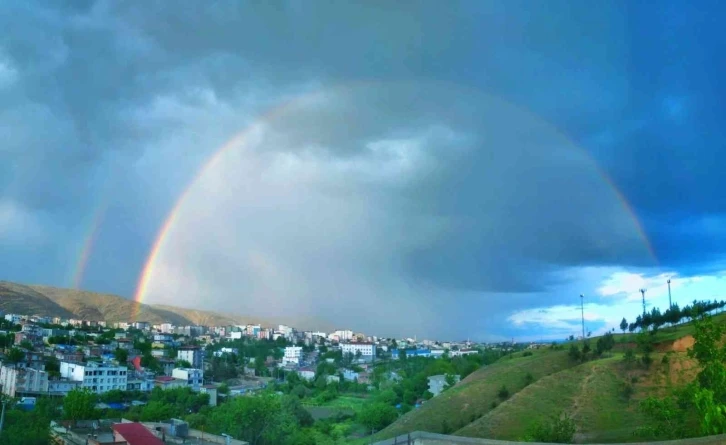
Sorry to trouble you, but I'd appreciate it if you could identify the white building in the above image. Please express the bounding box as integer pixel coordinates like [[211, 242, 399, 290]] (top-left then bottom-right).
[[340, 343, 376, 361], [60, 361, 128, 394], [283, 346, 302, 366], [177, 346, 203, 368], [228, 331, 243, 340], [278, 325, 293, 338], [331, 330, 353, 341], [449, 349, 478, 357], [160, 323, 174, 334], [172, 368, 204, 391], [4, 314, 23, 324], [428, 374, 460, 397], [0, 366, 48, 397], [298, 368, 315, 381], [48, 379, 81, 395]]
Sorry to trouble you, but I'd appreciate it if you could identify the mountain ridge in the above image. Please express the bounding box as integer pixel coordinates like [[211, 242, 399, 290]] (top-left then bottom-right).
[[0, 281, 268, 327]]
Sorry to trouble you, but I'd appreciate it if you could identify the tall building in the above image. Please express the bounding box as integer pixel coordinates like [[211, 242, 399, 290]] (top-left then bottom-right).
[[282, 346, 302, 365], [0, 366, 48, 397], [59, 361, 127, 394], [177, 346, 203, 368]]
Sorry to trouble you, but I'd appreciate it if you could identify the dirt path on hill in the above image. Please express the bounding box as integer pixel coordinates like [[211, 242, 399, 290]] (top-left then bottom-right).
[[570, 364, 599, 443]]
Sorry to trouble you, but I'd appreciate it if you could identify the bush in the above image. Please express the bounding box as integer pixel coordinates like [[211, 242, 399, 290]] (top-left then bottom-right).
[[621, 383, 634, 400], [490, 400, 499, 409], [523, 412, 576, 443], [524, 372, 534, 386], [522, 351, 533, 357], [498, 385, 510, 400]]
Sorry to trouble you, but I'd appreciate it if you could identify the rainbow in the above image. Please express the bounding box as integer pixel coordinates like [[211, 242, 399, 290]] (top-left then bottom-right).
[[71, 203, 108, 289], [131, 82, 657, 319]]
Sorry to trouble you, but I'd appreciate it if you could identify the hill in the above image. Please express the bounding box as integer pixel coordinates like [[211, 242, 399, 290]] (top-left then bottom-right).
[[0, 281, 257, 327], [0, 281, 76, 319], [368, 342, 701, 444]]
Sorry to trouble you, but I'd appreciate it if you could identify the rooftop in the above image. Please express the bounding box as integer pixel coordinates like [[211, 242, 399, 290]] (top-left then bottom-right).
[[113, 423, 164, 445]]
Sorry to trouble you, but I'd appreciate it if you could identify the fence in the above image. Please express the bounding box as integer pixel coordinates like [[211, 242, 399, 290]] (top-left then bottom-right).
[[373, 431, 726, 445]]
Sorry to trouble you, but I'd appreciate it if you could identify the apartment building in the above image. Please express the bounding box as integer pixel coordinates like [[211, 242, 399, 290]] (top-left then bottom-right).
[[0, 366, 48, 397], [177, 346, 203, 368], [171, 368, 204, 391], [60, 361, 128, 394], [282, 346, 302, 365]]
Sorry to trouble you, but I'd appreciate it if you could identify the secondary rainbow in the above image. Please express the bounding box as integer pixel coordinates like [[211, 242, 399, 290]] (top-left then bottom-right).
[[132, 83, 657, 319], [72, 203, 108, 289]]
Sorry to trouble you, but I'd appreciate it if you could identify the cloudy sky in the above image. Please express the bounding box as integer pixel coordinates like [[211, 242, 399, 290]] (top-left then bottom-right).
[[2, 1, 726, 341]]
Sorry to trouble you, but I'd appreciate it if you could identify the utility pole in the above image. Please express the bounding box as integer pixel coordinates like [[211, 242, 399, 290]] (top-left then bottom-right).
[[640, 289, 647, 318], [0, 399, 7, 437], [667, 279, 672, 308], [580, 294, 585, 341]]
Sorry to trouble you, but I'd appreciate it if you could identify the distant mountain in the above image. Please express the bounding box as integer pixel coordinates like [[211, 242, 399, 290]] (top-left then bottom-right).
[[0, 281, 76, 319], [0, 281, 252, 327], [0, 281, 335, 331]]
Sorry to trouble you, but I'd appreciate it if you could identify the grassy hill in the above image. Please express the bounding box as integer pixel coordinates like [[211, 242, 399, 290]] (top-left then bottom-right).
[[370, 349, 575, 441], [367, 343, 701, 444]]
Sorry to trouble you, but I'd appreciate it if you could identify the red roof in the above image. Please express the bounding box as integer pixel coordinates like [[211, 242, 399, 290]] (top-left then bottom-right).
[[112, 423, 164, 445]]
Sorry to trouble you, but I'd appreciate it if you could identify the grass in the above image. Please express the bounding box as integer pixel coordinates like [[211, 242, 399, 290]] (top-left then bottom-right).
[[363, 349, 575, 442], [304, 395, 368, 420]]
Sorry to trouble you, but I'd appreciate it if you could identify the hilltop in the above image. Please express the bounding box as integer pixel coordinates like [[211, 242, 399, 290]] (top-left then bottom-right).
[[0, 281, 261, 327]]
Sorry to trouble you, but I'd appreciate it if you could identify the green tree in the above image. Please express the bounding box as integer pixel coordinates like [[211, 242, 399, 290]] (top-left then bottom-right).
[[114, 348, 129, 364], [620, 317, 628, 334], [635, 396, 688, 439], [63, 388, 98, 422], [358, 402, 398, 431], [6, 347, 25, 364], [176, 359, 192, 368], [443, 373, 458, 391]]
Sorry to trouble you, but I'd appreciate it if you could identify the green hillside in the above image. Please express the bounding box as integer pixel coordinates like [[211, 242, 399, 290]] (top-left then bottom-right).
[[372, 349, 575, 440], [367, 344, 700, 444]]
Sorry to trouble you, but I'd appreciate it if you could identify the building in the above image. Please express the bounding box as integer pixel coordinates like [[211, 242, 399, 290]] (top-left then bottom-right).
[[177, 346, 203, 368], [342, 369, 359, 382], [282, 346, 302, 366], [340, 343, 376, 361], [391, 348, 431, 360], [427, 374, 460, 397], [449, 349, 479, 357], [112, 422, 164, 445], [59, 361, 128, 394], [171, 368, 203, 391], [298, 368, 315, 381], [4, 314, 23, 324], [0, 366, 48, 396], [201, 385, 218, 407], [48, 379, 82, 395], [154, 376, 188, 390]]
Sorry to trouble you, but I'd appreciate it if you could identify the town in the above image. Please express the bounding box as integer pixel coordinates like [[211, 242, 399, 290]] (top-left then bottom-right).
[[0, 310, 529, 444]]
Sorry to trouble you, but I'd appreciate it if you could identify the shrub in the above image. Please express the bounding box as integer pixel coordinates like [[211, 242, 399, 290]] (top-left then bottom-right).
[[524, 372, 535, 386], [522, 351, 533, 357], [491, 400, 499, 409], [523, 412, 576, 443], [498, 385, 510, 400], [621, 383, 634, 400]]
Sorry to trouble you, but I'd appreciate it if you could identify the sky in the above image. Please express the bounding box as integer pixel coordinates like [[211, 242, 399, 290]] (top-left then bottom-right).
[[2, 1, 726, 341]]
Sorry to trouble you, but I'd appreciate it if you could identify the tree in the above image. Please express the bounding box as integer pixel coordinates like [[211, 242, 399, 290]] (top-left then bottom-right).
[[114, 348, 128, 364], [524, 412, 576, 443], [620, 317, 628, 334], [358, 402, 398, 431], [176, 359, 192, 368], [443, 373, 458, 391], [63, 388, 98, 422], [6, 347, 25, 364]]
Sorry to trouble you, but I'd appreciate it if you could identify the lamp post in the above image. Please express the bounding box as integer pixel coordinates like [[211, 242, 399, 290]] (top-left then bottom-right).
[[580, 294, 585, 341], [667, 279, 672, 308], [640, 289, 647, 318]]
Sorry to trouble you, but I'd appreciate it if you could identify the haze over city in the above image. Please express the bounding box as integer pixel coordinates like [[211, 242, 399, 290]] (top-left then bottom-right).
[[2, 1, 726, 341]]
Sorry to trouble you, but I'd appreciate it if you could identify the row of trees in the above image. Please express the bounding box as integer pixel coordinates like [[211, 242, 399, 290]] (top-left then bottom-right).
[[620, 299, 726, 334]]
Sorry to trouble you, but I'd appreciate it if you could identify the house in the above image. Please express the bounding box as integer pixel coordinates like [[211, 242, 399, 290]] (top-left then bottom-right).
[[112, 422, 164, 445], [171, 368, 203, 391], [427, 374, 460, 397], [342, 369, 359, 382], [154, 376, 188, 390], [297, 368, 315, 381], [326, 375, 340, 384], [48, 378, 82, 395]]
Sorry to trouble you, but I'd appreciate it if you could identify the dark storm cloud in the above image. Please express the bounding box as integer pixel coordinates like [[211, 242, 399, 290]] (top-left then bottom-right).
[[1, 0, 725, 337]]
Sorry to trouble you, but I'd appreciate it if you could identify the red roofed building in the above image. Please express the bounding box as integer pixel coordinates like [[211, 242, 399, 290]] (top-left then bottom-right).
[[112, 423, 164, 445]]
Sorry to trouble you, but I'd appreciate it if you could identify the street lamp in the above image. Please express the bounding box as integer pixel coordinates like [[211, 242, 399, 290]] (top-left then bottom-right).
[[667, 279, 672, 308], [579, 294, 585, 341]]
